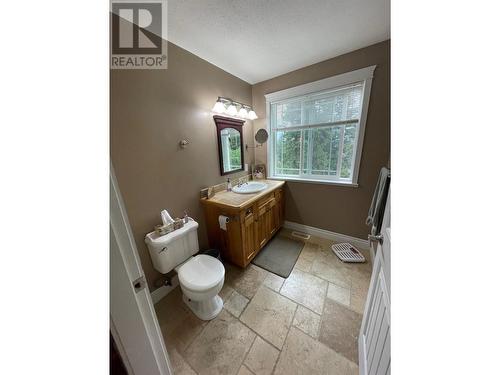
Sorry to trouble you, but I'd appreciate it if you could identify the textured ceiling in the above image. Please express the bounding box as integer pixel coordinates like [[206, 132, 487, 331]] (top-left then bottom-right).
[[167, 0, 390, 84]]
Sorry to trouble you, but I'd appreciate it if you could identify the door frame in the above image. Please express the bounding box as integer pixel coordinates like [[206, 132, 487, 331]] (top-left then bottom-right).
[[110, 165, 172, 375]]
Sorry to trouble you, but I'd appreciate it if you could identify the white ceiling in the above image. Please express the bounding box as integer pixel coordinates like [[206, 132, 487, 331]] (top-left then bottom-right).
[[167, 0, 390, 84]]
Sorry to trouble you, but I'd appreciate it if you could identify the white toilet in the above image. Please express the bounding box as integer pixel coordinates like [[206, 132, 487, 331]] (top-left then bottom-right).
[[145, 218, 225, 320]]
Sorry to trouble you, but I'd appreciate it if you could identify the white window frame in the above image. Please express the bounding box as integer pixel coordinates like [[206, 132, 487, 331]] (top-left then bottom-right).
[[265, 65, 376, 187]]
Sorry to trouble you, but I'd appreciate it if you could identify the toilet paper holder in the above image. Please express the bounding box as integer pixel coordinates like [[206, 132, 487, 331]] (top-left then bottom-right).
[[218, 215, 238, 231]]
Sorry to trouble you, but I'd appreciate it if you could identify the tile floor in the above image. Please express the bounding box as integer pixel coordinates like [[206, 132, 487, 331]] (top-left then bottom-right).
[[154, 229, 372, 375]]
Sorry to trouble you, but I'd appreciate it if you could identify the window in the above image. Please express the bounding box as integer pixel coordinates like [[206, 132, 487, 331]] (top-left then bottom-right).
[[266, 66, 375, 185]]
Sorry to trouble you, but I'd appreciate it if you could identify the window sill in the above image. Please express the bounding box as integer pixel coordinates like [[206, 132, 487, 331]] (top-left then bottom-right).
[[267, 176, 359, 187]]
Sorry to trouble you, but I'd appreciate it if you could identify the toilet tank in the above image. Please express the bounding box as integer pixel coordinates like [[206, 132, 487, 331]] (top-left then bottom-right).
[[145, 218, 199, 274]]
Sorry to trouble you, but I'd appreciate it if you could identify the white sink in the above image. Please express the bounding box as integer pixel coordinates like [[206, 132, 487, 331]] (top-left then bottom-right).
[[232, 181, 267, 194]]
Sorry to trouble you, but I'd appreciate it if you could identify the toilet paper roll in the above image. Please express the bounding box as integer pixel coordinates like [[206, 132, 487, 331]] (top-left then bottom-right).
[[218, 215, 229, 231]]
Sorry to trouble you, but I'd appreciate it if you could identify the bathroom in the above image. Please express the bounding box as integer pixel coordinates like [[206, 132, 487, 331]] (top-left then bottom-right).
[[5, 0, 500, 374], [109, 1, 390, 373]]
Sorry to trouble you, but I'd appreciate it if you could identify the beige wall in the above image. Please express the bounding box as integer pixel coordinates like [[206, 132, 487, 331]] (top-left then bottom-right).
[[111, 42, 254, 290], [111, 40, 390, 291], [251, 40, 390, 238]]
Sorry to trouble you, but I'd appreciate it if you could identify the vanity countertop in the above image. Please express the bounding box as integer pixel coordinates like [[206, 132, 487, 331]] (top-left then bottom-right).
[[200, 179, 285, 210]]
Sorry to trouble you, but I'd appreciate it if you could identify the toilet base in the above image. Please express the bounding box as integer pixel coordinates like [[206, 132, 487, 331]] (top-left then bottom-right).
[[182, 294, 223, 321]]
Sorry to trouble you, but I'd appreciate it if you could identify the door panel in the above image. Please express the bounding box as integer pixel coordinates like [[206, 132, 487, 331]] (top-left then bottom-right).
[[367, 271, 390, 374], [359, 188, 390, 375]]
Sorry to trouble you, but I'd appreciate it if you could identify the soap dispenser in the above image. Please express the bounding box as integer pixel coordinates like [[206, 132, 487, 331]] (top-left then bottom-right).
[[226, 178, 232, 192]]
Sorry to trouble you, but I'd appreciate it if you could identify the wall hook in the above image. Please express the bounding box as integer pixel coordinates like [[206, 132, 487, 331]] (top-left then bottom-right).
[[179, 140, 190, 148]]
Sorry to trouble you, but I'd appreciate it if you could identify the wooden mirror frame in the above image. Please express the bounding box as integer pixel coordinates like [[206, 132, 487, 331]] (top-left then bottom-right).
[[214, 115, 245, 176]]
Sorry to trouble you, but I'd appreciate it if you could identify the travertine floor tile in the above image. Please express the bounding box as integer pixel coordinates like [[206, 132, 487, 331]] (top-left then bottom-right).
[[351, 267, 372, 296], [225, 290, 250, 318], [226, 263, 268, 299], [244, 336, 279, 375], [274, 327, 358, 375], [298, 242, 319, 261], [185, 310, 255, 375], [263, 273, 284, 292], [318, 298, 362, 364], [155, 287, 191, 336], [154, 234, 373, 375], [168, 347, 197, 375], [349, 289, 368, 315], [349, 267, 371, 314], [327, 282, 351, 306], [311, 237, 334, 250], [292, 305, 321, 339], [344, 258, 372, 277], [237, 365, 254, 375], [240, 287, 297, 349], [219, 283, 235, 302], [294, 242, 321, 272], [280, 269, 328, 314], [167, 312, 207, 353], [310, 256, 351, 289], [294, 256, 313, 273]]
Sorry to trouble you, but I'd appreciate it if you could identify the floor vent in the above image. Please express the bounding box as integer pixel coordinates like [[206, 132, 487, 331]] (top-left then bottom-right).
[[332, 243, 366, 263], [291, 231, 311, 240]]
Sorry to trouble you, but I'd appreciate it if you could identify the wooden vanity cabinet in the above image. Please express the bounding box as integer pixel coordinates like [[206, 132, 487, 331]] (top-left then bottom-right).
[[201, 182, 285, 268], [242, 207, 257, 262]]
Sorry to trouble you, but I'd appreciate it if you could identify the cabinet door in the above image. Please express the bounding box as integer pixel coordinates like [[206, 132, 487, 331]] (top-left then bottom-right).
[[256, 204, 268, 249], [242, 209, 256, 261], [256, 198, 275, 248], [256, 208, 268, 249], [270, 198, 279, 237], [264, 206, 273, 240]]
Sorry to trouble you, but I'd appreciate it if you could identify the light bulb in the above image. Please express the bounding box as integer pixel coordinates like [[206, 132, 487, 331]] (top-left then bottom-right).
[[238, 107, 248, 118], [226, 104, 237, 116], [212, 100, 225, 113], [248, 110, 258, 120]]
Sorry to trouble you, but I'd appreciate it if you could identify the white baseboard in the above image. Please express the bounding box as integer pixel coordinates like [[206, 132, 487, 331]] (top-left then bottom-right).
[[283, 221, 370, 251], [150, 275, 179, 304]]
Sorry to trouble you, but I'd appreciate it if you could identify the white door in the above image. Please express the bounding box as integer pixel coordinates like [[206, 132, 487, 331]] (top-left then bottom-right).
[[359, 188, 391, 375], [110, 166, 172, 375]]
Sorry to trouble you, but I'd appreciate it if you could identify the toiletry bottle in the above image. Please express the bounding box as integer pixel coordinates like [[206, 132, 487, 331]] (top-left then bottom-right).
[[227, 178, 232, 191], [183, 210, 189, 224]]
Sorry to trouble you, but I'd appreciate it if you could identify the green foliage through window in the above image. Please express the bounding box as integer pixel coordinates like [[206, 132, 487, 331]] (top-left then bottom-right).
[[271, 83, 363, 181]]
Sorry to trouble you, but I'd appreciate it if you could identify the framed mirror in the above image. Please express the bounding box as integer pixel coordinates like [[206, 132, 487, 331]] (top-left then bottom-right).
[[214, 115, 244, 175]]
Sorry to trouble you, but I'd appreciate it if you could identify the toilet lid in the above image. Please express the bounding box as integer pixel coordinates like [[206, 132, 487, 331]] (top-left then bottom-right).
[[178, 255, 225, 292]]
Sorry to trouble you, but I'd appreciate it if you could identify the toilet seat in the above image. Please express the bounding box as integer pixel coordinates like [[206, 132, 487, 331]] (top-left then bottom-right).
[[178, 254, 225, 292]]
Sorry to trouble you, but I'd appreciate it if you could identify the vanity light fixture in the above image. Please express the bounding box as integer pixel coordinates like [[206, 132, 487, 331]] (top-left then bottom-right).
[[211, 97, 258, 120], [238, 106, 248, 118], [247, 110, 258, 120], [226, 103, 238, 116], [211, 99, 226, 114]]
